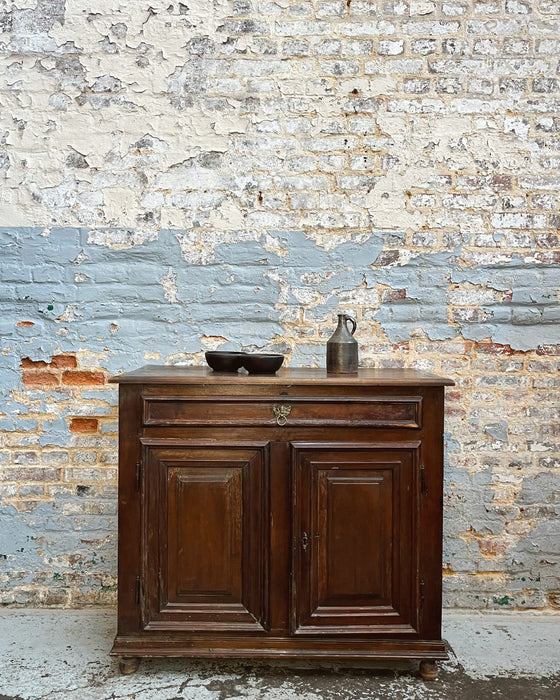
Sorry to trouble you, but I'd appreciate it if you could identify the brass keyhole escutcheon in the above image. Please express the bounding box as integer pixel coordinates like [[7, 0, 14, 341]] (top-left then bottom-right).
[[272, 403, 292, 426]]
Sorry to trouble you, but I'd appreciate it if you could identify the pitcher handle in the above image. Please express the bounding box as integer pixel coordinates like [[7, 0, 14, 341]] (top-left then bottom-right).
[[344, 314, 357, 335]]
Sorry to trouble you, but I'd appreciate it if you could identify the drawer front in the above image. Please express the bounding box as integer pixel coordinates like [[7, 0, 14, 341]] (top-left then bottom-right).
[[143, 395, 422, 429]]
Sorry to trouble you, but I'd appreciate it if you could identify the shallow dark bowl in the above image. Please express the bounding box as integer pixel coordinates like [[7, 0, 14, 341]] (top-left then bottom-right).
[[205, 351, 246, 373], [242, 353, 284, 375]]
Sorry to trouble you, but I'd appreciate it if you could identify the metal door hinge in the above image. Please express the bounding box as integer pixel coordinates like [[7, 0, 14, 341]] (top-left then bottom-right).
[[302, 532, 309, 552], [135, 576, 141, 605], [420, 464, 426, 494], [136, 461, 141, 491]]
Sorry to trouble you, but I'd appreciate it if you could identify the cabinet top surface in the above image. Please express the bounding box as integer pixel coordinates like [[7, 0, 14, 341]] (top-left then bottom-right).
[[109, 365, 454, 386]]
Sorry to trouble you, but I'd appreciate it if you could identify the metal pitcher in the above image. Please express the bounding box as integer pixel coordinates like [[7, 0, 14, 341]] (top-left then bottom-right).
[[326, 313, 358, 374]]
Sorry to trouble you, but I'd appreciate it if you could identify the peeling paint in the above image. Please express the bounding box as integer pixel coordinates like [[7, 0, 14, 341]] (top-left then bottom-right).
[[1, 0, 559, 610]]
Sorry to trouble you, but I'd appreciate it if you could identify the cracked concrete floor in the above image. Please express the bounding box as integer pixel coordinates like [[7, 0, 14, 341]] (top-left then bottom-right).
[[0, 610, 559, 699]]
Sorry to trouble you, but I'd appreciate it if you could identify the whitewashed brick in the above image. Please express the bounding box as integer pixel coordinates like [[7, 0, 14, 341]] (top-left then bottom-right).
[[377, 39, 404, 55], [2, 0, 560, 615], [275, 20, 331, 36]]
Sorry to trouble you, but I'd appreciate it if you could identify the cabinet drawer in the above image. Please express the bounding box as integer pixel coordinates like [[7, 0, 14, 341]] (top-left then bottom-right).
[[143, 395, 422, 428]]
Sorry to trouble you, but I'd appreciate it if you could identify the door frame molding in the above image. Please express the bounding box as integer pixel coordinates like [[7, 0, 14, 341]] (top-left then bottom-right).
[[290, 441, 422, 637]]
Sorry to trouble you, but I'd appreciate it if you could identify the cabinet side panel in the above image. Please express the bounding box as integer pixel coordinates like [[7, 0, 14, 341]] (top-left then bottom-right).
[[418, 386, 446, 640], [116, 384, 143, 637]]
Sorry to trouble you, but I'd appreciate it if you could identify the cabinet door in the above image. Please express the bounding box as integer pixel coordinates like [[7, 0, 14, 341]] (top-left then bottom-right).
[[291, 443, 420, 636], [142, 442, 268, 632]]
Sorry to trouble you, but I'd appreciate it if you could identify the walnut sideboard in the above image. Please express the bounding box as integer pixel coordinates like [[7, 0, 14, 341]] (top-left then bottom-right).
[[109, 366, 453, 679]]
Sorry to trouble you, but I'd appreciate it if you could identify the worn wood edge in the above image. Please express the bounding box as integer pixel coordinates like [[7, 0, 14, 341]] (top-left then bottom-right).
[[110, 637, 448, 660], [110, 370, 455, 386]]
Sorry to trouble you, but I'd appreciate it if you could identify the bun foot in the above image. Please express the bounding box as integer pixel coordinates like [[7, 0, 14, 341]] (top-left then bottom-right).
[[119, 657, 140, 675], [419, 660, 438, 680]]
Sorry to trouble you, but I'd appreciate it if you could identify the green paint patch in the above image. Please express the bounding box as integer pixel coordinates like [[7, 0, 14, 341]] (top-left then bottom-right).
[[101, 583, 117, 592], [53, 572, 63, 581], [493, 595, 513, 606]]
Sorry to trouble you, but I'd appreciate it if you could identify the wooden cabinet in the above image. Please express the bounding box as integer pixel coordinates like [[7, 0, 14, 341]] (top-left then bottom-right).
[[110, 367, 453, 679], [143, 443, 268, 633], [292, 444, 417, 636]]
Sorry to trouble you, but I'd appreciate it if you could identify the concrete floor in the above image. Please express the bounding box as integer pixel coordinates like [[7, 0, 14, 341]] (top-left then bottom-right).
[[0, 609, 559, 699]]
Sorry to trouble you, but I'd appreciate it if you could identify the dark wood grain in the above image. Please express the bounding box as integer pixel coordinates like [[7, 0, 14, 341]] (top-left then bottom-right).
[[112, 635, 447, 659], [142, 394, 423, 428], [142, 443, 268, 632], [111, 367, 452, 674], [291, 444, 419, 636], [110, 365, 454, 386], [115, 385, 143, 638]]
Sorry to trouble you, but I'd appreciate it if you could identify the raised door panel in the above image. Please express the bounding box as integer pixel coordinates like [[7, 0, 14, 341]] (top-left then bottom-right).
[[142, 442, 269, 632], [318, 470, 393, 608], [168, 468, 241, 600], [291, 443, 420, 636]]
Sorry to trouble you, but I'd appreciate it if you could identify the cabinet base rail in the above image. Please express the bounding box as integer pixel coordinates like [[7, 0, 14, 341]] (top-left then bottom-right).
[[113, 641, 446, 680], [111, 636, 447, 660]]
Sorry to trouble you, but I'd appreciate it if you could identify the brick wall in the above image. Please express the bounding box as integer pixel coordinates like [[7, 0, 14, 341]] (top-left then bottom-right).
[[0, 0, 558, 609]]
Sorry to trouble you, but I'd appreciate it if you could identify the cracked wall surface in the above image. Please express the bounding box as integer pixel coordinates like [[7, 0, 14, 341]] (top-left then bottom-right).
[[0, 0, 559, 610]]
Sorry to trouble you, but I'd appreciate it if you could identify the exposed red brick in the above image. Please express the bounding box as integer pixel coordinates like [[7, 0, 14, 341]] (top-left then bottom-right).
[[537, 344, 560, 356], [478, 538, 508, 557], [476, 342, 516, 355], [62, 371, 106, 386], [533, 251, 560, 264], [51, 355, 78, 369], [445, 407, 467, 417], [20, 357, 49, 369], [22, 371, 59, 387], [70, 418, 99, 433], [492, 174, 513, 190], [16, 321, 35, 327], [373, 250, 400, 267], [381, 288, 406, 302], [535, 232, 559, 248]]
